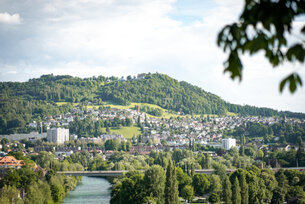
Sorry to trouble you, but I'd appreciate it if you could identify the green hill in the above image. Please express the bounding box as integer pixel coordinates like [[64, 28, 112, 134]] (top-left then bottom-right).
[[0, 73, 304, 134]]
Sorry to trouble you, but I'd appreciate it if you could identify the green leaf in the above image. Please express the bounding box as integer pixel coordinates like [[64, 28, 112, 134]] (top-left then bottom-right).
[[286, 44, 305, 62], [296, 74, 303, 86], [301, 25, 305, 34], [280, 73, 303, 93], [278, 37, 287, 46], [217, 25, 230, 47], [217, 0, 304, 93], [279, 78, 286, 92], [224, 51, 243, 80]]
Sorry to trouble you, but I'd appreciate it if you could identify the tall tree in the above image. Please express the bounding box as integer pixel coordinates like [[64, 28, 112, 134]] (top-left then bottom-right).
[[213, 163, 227, 181], [240, 134, 246, 156], [181, 185, 194, 203], [164, 161, 179, 204], [144, 165, 166, 204], [119, 178, 136, 204], [110, 182, 122, 204], [209, 193, 220, 204], [24, 182, 45, 204], [204, 153, 211, 169], [209, 174, 222, 195], [223, 176, 232, 204], [276, 170, 289, 195], [240, 173, 249, 204], [176, 167, 192, 195], [232, 177, 241, 204], [271, 187, 285, 204], [50, 183, 65, 203], [192, 174, 210, 195], [260, 170, 278, 203], [0, 185, 23, 204]]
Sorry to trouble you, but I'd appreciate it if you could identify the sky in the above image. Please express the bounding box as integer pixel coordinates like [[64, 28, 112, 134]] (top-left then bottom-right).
[[0, 0, 304, 113]]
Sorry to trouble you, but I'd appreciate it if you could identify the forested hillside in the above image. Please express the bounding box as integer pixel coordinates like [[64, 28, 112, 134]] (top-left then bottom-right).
[[99, 74, 228, 115], [99, 73, 286, 116], [0, 73, 304, 134]]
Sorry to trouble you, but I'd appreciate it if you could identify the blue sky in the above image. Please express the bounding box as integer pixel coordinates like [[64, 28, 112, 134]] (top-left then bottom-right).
[[170, 0, 217, 24], [0, 0, 304, 113]]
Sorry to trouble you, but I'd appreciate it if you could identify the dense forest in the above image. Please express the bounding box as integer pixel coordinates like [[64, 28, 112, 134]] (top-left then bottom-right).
[[1, 73, 304, 134]]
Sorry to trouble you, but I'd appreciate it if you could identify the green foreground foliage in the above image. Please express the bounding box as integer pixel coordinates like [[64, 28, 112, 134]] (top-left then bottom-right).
[[0, 151, 83, 204], [110, 153, 305, 204], [218, 0, 304, 93]]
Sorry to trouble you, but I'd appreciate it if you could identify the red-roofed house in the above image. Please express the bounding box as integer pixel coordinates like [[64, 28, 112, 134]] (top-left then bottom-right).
[[0, 156, 25, 169]]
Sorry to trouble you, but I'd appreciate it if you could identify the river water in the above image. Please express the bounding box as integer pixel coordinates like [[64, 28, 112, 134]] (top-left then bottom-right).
[[62, 176, 111, 204]]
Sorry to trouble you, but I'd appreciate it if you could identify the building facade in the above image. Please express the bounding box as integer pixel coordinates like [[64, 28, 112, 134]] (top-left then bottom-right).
[[0, 132, 47, 141], [222, 138, 236, 150], [0, 156, 25, 169], [47, 128, 69, 144]]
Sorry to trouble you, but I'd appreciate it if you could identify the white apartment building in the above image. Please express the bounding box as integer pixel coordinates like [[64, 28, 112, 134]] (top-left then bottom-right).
[[222, 138, 236, 150], [47, 128, 69, 144], [0, 132, 47, 141]]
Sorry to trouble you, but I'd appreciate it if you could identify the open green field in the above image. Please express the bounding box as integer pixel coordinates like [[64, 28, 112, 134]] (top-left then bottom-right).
[[56, 101, 236, 118], [101, 125, 141, 139], [56, 102, 79, 106], [227, 112, 237, 116], [102, 102, 233, 118], [103, 102, 180, 118]]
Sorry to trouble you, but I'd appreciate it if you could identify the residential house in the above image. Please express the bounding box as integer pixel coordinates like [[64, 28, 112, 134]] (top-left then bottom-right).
[[0, 156, 25, 169]]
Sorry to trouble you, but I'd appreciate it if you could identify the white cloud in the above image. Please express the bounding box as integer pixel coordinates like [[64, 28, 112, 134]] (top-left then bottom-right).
[[0, 12, 21, 25], [0, 0, 304, 113]]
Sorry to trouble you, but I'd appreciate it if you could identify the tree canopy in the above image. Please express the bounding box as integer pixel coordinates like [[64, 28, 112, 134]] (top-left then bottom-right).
[[218, 0, 305, 93]]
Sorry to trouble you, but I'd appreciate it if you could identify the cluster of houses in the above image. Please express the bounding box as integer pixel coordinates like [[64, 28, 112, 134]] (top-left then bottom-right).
[[5, 104, 305, 148], [0, 103, 304, 160], [26, 105, 300, 145]]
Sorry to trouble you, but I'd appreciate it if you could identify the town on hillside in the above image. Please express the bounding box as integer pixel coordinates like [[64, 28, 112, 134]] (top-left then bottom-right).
[[0, 103, 305, 203], [0, 104, 304, 160]]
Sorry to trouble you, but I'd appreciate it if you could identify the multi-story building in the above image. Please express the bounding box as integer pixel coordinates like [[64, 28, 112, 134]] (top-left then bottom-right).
[[47, 128, 69, 144], [0, 132, 47, 141], [222, 138, 236, 150]]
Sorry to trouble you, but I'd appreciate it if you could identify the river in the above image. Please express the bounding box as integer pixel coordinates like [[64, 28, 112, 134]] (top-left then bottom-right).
[[62, 176, 111, 204]]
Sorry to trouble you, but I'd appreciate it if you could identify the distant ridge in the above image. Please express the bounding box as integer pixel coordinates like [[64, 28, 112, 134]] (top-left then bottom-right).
[[0, 72, 304, 134]]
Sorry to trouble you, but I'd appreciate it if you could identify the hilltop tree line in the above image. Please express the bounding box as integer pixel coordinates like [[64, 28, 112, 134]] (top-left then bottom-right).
[[99, 73, 303, 118]]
